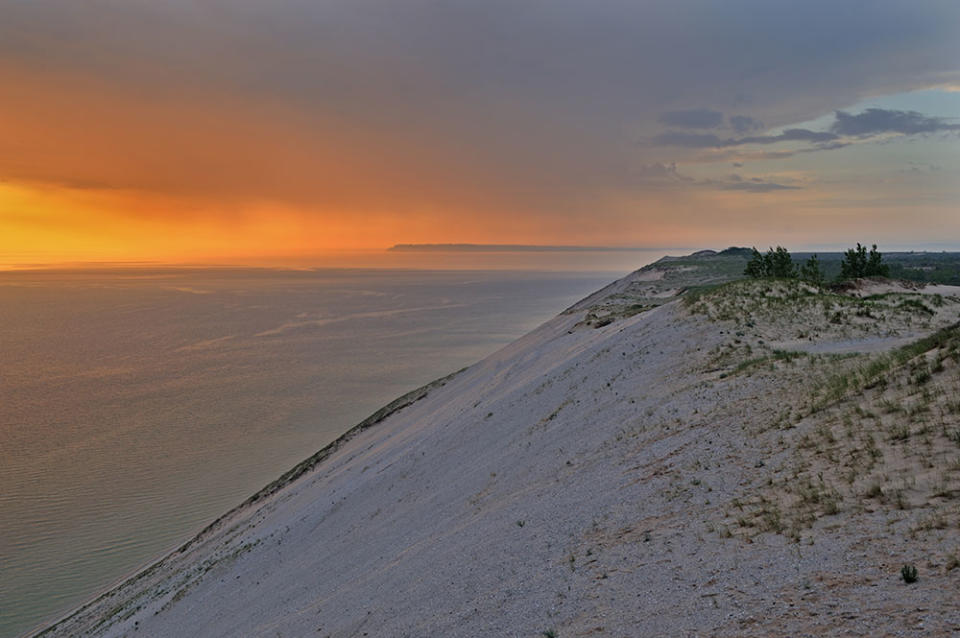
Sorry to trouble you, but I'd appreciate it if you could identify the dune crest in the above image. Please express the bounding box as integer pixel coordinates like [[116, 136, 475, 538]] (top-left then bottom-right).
[[38, 253, 960, 637]]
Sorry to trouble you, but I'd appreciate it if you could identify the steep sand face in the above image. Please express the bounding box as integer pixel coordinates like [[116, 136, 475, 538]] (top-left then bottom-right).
[[39, 260, 960, 637]]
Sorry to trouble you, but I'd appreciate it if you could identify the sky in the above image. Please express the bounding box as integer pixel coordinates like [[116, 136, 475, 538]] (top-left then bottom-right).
[[1, 1, 958, 268]]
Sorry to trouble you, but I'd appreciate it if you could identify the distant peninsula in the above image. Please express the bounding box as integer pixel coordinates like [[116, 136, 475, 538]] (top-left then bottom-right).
[[388, 243, 660, 252]]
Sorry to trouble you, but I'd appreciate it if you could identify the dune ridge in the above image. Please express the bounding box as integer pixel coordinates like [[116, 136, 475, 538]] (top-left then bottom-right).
[[36, 252, 960, 637]]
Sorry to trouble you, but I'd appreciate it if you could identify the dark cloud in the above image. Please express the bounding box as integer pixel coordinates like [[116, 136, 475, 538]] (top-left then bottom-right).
[[652, 107, 955, 154], [831, 108, 960, 136], [719, 180, 801, 192], [729, 115, 764, 134], [659, 109, 724, 129]]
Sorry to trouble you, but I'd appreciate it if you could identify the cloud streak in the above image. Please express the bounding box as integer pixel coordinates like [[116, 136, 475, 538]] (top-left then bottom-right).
[[652, 108, 957, 153], [652, 128, 838, 148], [634, 164, 803, 194], [718, 180, 801, 193], [831, 108, 960, 136]]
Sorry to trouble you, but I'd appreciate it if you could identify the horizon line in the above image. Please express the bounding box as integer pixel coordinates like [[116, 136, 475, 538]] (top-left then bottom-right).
[[388, 243, 675, 252]]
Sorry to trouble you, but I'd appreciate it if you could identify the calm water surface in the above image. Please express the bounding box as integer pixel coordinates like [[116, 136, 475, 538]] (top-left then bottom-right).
[[0, 267, 618, 637]]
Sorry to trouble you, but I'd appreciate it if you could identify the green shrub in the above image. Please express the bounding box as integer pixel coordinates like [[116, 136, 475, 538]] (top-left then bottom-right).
[[800, 254, 825, 287], [745, 246, 797, 279], [901, 564, 918, 583], [840, 243, 889, 280]]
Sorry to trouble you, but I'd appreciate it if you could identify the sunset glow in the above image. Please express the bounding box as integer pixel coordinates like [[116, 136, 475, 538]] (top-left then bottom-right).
[[1, 2, 958, 268]]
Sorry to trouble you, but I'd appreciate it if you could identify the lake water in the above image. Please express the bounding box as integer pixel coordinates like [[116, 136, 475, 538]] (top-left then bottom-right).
[[0, 267, 620, 637]]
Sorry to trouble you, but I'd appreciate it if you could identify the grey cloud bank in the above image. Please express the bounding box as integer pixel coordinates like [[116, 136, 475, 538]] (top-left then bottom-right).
[[652, 108, 958, 152], [831, 108, 960, 136], [0, 0, 958, 214]]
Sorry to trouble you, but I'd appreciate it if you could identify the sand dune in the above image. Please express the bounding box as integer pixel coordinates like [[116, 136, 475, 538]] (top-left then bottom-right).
[[37, 254, 960, 637]]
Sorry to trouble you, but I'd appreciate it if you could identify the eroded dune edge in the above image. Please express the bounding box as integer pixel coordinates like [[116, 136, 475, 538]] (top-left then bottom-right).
[[38, 252, 960, 637]]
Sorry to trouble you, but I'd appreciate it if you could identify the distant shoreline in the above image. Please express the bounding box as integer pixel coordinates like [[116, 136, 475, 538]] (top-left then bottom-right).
[[388, 243, 669, 252]]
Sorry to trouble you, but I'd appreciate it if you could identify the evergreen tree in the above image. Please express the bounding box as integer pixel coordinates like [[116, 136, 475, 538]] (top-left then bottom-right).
[[768, 246, 797, 278], [840, 243, 868, 279], [744, 248, 767, 278], [800, 254, 825, 287], [865, 244, 890, 277], [839, 243, 888, 280], [744, 246, 797, 279]]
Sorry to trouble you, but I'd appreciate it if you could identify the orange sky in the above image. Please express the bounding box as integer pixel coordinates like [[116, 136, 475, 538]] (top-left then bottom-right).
[[1, 3, 958, 268]]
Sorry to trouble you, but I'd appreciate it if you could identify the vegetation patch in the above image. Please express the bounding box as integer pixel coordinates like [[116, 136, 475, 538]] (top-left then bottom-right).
[[720, 324, 960, 543]]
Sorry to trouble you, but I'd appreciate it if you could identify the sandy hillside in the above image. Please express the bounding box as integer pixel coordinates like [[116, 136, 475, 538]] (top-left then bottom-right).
[[37, 253, 960, 637]]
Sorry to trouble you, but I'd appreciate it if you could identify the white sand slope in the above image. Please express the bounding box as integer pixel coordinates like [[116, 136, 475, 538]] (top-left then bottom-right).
[[37, 261, 960, 637]]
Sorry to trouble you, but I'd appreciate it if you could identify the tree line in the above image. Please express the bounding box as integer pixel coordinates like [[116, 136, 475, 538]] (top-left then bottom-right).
[[744, 243, 889, 286]]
